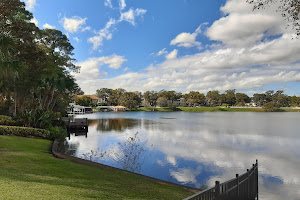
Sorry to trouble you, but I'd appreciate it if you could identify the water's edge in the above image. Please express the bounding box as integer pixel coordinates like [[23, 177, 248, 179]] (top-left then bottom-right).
[[51, 139, 200, 194]]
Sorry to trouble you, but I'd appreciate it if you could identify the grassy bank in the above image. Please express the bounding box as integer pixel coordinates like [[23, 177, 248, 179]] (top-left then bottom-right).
[[282, 108, 300, 112], [0, 136, 193, 200]]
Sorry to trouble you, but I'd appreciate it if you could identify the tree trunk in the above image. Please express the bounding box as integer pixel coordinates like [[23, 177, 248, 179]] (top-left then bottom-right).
[[13, 79, 17, 117]]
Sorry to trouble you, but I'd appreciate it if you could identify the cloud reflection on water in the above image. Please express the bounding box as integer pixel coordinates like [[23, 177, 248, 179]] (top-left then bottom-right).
[[66, 112, 300, 200]]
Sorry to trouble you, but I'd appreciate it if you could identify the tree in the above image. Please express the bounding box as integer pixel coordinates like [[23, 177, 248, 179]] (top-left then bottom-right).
[[184, 91, 205, 106], [224, 89, 236, 106], [75, 96, 92, 107], [157, 97, 168, 107], [96, 88, 113, 102], [206, 90, 220, 106], [247, 0, 300, 36], [143, 91, 158, 106], [289, 95, 300, 106], [263, 102, 282, 112], [0, 0, 81, 125], [272, 90, 289, 106], [109, 88, 126, 105], [158, 90, 180, 101], [253, 93, 267, 106], [236, 93, 251, 105], [120, 92, 142, 109], [38, 29, 78, 71]]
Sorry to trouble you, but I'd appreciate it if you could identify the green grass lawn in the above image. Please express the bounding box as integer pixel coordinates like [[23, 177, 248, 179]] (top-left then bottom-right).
[[0, 136, 193, 200]]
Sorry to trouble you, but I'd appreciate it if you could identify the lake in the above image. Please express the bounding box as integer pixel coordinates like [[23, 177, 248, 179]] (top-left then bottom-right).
[[62, 112, 300, 200]]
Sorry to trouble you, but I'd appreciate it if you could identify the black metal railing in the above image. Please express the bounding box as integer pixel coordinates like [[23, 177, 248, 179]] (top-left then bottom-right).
[[184, 160, 258, 200]]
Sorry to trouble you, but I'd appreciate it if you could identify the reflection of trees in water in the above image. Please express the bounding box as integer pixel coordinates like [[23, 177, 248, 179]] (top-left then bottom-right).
[[110, 132, 150, 173], [78, 132, 150, 173], [82, 148, 107, 162], [88, 118, 139, 132], [57, 140, 79, 157], [88, 118, 165, 133]]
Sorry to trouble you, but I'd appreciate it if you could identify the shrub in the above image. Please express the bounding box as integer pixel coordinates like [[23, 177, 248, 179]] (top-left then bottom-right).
[[263, 102, 282, 112], [168, 104, 178, 111], [221, 103, 228, 108], [157, 97, 168, 107], [17, 109, 61, 129], [0, 115, 18, 126], [0, 125, 50, 139], [0, 115, 12, 120], [48, 126, 67, 140]]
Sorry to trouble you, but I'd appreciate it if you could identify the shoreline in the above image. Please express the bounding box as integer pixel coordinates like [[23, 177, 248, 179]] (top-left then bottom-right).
[[52, 139, 200, 194], [128, 106, 300, 112]]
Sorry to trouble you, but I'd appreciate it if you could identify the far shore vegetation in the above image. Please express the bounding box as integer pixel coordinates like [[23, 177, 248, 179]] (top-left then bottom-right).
[[74, 88, 300, 113]]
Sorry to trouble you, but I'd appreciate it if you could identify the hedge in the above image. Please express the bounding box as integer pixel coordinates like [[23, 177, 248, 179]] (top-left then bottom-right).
[[0, 115, 12, 120], [0, 115, 18, 126], [0, 125, 50, 139], [0, 119, 18, 126]]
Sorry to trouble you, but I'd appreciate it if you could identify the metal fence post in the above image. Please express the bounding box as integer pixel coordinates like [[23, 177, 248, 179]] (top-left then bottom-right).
[[247, 169, 249, 200], [215, 181, 220, 198], [252, 164, 255, 199], [256, 160, 259, 200], [236, 174, 239, 200]]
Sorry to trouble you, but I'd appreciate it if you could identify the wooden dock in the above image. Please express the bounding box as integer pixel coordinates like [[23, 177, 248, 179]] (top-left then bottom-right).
[[63, 117, 88, 131]]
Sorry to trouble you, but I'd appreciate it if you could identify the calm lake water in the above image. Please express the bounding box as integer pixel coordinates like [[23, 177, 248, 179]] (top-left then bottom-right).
[[62, 112, 300, 200]]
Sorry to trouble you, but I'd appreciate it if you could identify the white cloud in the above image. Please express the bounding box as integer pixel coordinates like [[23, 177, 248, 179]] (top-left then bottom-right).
[[88, 18, 116, 50], [170, 24, 206, 48], [170, 166, 202, 184], [119, 8, 147, 26], [157, 48, 168, 56], [73, 37, 80, 42], [72, 54, 127, 90], [104, 0, 113, 8], [43, 23, 55, 29], [60, 16, 89, 33], [88, 36, 104, 50], [206, 0, 286, 47], [104, 0, 126, 10], [134, 8, 147, 17], [98, 54, 127, 69], [25, 0, 37, 11], [165, 49, 178, 60], [88, 7, 146, 50], [78, 32, 300, 94], [30, 17, 38, 27], [119, 0, 126, 10]]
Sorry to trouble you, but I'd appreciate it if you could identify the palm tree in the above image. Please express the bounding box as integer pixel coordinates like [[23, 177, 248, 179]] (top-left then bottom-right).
[[0, 31, 19, 116]]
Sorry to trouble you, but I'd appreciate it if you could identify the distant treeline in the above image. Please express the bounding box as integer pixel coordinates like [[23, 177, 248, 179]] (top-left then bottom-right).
[[76, 88, 300, 108]]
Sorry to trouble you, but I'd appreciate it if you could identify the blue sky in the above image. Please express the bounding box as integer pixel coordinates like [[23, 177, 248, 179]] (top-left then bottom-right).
[[24, 0, 300, 96]]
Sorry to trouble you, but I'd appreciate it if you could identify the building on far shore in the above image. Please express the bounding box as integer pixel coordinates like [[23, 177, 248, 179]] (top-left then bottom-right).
[[112, 106, 126, 112], [67, 103, 92, 114], [245, 102, 258, 107], [76, 95, 106, 104], [95, 106, 127, 112]]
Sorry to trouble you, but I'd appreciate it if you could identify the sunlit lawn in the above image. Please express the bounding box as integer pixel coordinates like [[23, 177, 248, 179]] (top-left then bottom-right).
[[0, 135, 193, 200]]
